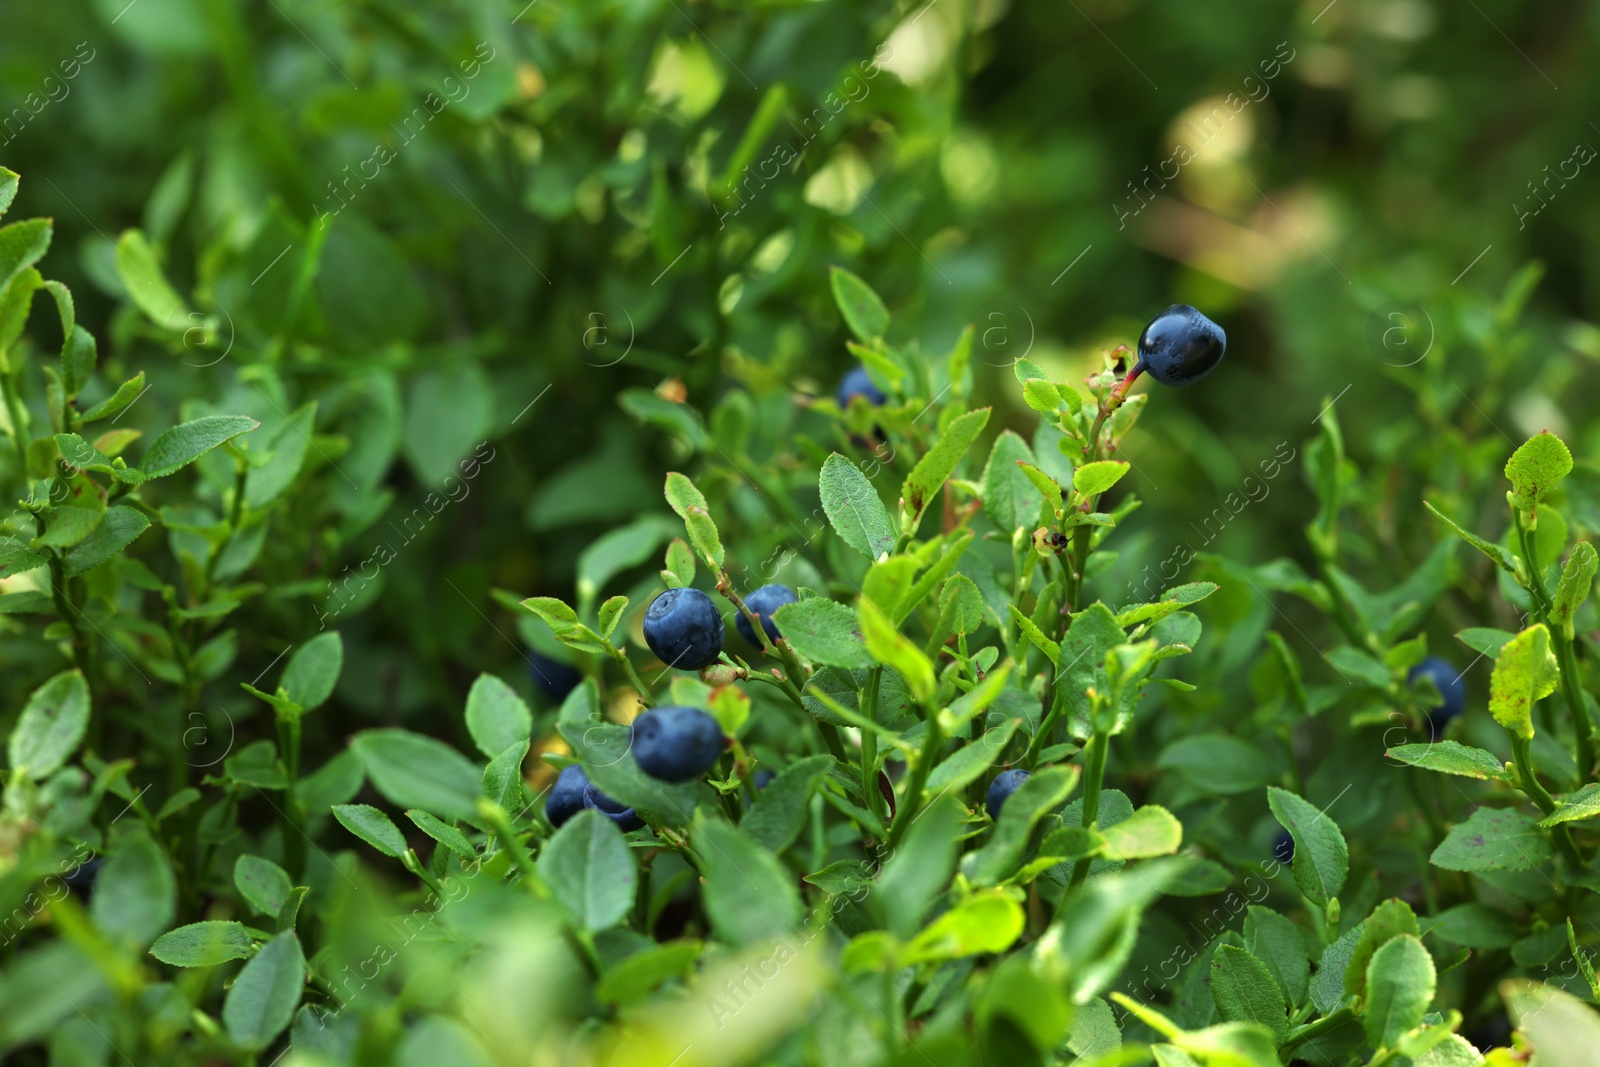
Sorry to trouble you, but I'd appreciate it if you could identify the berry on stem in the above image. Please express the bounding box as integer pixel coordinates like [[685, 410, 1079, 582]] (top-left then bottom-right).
[[642, 587, 725, 670], [631, 705, 726, 782], [546, 764, 589, 828], [836, 365, 887, 407], [582, 781, 645, 831], [736, 584, 797, 645], [1129, 304, 1227, 388], [1408, 656, 1466, 740]]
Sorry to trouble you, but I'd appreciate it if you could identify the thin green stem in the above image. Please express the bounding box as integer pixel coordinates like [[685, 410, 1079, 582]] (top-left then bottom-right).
[[1, 368, 31, 467], [888, 713, 943, 849], [1066, 727, 1109, 892], [1517, 512, 1596, 777], [1281, 1005, 1354, 1055], [1509, 732, 1584, 867]]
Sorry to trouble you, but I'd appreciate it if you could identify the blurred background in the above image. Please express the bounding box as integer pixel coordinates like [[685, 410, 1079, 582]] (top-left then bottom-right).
[[1, 0, 1595, 722]]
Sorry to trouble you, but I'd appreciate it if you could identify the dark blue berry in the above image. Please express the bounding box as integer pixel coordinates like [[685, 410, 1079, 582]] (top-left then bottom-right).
[[837, 366, 887, 407], [752, 769, 775, 789], [736, 584, 797, 645], [582, 781, 645, 832], [630, 705, 726, 782], [1409, 656, 1465, 740], [642, 588, 725, 671], [1272, 829, 1295, 864], [61, 857, 103, 896], [546, 764, 589, 828], [986, 768, 1030, 818], [1135, 305, 1226, 387], [527, 651, 582, 703]]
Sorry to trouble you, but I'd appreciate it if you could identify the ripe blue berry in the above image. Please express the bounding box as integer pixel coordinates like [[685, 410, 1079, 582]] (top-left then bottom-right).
[[643, 587, 725, 670], [527, 650, 582, 703], [62, 857, 104, 897], [1408, 657, 1465, 739], [837, 365, 887, 407], [1272, 829, 1295, 864], [1135, 304, 1226, 387], [752, 769, 775, 789], [986, 768, 1030, 818], [631, 705, 726, 782], [546, 764, 589, 828], [737, 584, 797, 644], [582, 781, 645, 831]]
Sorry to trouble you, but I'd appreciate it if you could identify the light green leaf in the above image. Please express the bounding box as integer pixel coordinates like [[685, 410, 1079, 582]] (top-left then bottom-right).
[[903, 891, 1024, 964], [875, 793, 962, 939], [115, 229, 189, 327], [1021, 377, 1063, 414], [576, 515, 677, 604], [7, 669, 90, 779], [773, 597, 872, 668], [684, 505, 723, 568], [742, 755, 833, 854], [1008, 604, 1061, 667], [234, 855, 292, 917], [1488, 623, 1558, 741], [1503, 979, 1600, 1065], [859, 598, 936, 704], [463, 673, 532, 760], [243, 401, 316, 509], [1365, 935, 1435, 1049], [1386, 741, 1510, 781], [405, 810, 475, 859], [0, 217, 52, 295], [520, 597, 610, 655], [90, 828, 176, 948], [963, 764, 1080, 886], [820, 452, 896, 559], [1505, 431, 1572, 517], [1431, 807, 1550, 871], [1266, 786, 1348, 908], [141, 415, 260, 479], [1540, 782, 1600, 826], [149, 921, 253, 967], [1100, 805, 1182, 860], [1073, 460, 1130, 498], [332, 803, 408, 858], [79, 372, 148, 424], [1425, 502, 1514, 572], [901, 407, 991, 526], [1243, 906, 1309, 1006], [222, 931, 306, 1052], [1345, 898, 1419, 1000], [536, 809, 636, 931], [282, 632, 342, 711], [1552, 541, 1598, 637], [663, 471, 708, 518], [1210, 945, 1288, 1045], [829, 266, 890, 342]]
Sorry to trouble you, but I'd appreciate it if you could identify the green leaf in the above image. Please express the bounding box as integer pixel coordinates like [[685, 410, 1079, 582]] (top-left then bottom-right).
[[0, 167, 16, 215], [149, 921, 253, 967], [1021, 377, 1064, 414], [7, 669, 90, 779], [350, 729, 482, 823], [696, 816, 801, 945], [62, 506, 150, 576], [1210, 945, 1288, 1045], [405, 810, 475, 859], [820, 453, 896, 559], [79, 372, 148, 423], [243, 401, 316, 509], [1505, 431, 1572, 517], [1309, 922, 1364, 1014], [927, 717, 1021, 794], [0, 217, 52, 295], [62, 325, 96, 397], [536, 809, 636, 931], [520, 597, 610, 655], [742, 755, 833, 853], [939, 574, 987, 636], [662, 471, 708, 518], [141, 415, 260, 479], [1008, 604, 1061, 667], [1540, 781, 1600, 826], [903, 890, 1024, 964], [901, 407, 991, 526], [1431, 807, 1551, 871], [876, 793, 962, 939], [963, 764, 1081, 886], [1386, 741, 1510, 781], [772, 597, 872, 668], [1116, 582, 1219, 628], [1073, 460, 1130, 498], [1266, 786, 1348, 907], [115, 229, 189, 327], [1503, 980, 1600, 1065], [1424, 502, 1514, 572], [982, 430, 1041, 533], [91, 828, 177, 948], [862, 555, 920, 622], [234, 855, 292, 917], [1488, 623, 1558, 740], [1157, 734, 1271, 796], [0, 535, 49, 577], [332, 803, 408, 857], [1423, 903, 1517, 950], [463, 673, 532, 760], [1457, 627, 1515, 658], [1244, 906, 1309, 1006], [1552, 541, 1598, 637], [402, 363, 492, 485], [1345, 898, 1420, 1000], [684, 505, 724, 569], [829, 266, 890, 342], [222, 931, 305, 1052], [282, 631, 342, 711], [859, 598, 936, 704], [1100, 805, 1183, 860], [662, 537, 695, 588], [595, 940, 704, 1006], [480, 741, 528, 813], [576, 515, 677, 604], [1365, 935, 1435, 1049]]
